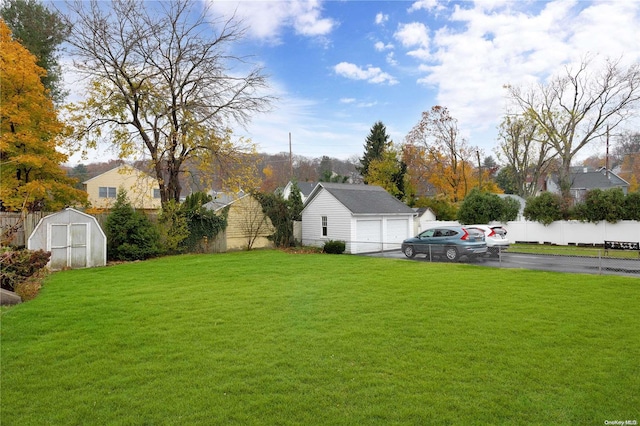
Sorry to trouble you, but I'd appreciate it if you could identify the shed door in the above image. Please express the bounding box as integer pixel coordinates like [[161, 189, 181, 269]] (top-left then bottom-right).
[[355, 219, 382, 253], [49, 223, 88, 269], [70, 223, 88, 268], [49, 224, 69, 270]]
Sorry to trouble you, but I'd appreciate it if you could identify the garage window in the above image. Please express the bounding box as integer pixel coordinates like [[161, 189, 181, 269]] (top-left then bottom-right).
[[321, 216, 328, 236]]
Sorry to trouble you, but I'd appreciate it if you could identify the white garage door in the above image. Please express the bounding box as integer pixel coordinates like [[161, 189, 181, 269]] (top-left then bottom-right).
[[386, 219, 409, 249], [355, 219, 382, 253]]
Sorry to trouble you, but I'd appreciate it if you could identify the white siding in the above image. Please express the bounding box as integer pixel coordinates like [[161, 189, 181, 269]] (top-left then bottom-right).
[[302, 190, 351, 249]]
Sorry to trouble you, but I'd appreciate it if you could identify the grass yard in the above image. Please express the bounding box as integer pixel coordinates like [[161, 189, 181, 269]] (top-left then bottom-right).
[[510, 243, 640, 259], [1, 250, 638, 425]]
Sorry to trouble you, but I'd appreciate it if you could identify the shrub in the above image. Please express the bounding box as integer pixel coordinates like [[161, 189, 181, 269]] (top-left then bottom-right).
[[524, 192, 564, 225], [323, 240, 346, 254], [624, 191, 640, 220], [105, 190, 160, 261], [499, 196, 521, 222], [158, 199, 189, 254], [573, 188, 626, 223], [457, 189, 504, 224], [254, 192, 294, 248], [180, 192, 226, 252], [0, 248, 51, 291]]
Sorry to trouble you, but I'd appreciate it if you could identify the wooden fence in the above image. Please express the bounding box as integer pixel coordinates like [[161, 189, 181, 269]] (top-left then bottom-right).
[[0, 212, 49, 248]]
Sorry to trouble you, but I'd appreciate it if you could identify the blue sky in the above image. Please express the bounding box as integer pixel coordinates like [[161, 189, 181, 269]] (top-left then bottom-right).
[[205, 0, 640, 163], [64, 0, 640, 164]]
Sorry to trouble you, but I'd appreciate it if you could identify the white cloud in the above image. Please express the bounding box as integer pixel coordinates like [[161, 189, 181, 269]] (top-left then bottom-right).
[[340, 98, 356, 104], [407, 0, 640, 147], [334, 62, 398, 85], [374, 41, 394, 51], [207, 0, 335, 42], [375, 12, 389, 25], [386, 52, 398, 66], [394, 22, 430, 49], [408, 0, 443, 13]]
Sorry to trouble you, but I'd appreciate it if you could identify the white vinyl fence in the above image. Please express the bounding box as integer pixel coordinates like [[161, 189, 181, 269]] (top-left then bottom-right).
[[421, 220, 640, 246]]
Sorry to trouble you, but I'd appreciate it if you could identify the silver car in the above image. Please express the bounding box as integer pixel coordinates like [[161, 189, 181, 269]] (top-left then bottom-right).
[[401, 226, 487, 261]]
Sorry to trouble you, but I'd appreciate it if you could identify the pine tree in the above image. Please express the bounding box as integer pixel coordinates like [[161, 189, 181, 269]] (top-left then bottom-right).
[[358, 121, 391, 183]]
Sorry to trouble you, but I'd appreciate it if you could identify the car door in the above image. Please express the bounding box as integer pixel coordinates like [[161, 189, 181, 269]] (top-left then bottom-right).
[[430, 228, 448, 254], [416, 228, 435, 253]]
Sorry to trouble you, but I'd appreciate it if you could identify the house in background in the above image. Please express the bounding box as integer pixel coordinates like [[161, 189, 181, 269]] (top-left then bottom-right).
[[204, 193, 275, 251], [413, 207, 437, 234], [83, 165, 161, 210], [546, 167, 629, 202], [301, 183, 415, 254], [281, 181, 316, 203]]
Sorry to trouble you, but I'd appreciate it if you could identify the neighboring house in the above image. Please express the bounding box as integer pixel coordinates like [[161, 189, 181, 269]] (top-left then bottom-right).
[[301, 183, 416, 254], [546, 167, 629, 202], [282, 181, 316, 203], [83, 165, 161, 210], [204, 193, 275, 251], [413, 207, 437, 234]]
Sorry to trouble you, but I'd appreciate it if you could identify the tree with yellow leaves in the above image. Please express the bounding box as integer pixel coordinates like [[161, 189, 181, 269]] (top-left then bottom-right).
[[406, 106, 476, 202], [0, 20, 86, 212]]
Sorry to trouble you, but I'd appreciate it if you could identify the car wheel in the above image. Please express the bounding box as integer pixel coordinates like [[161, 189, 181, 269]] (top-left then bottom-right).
[[403, 245, 415, 258], [445, 246, 458, 261]]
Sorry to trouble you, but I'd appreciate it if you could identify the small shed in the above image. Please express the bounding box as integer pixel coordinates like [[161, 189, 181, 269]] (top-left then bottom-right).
[[28, 208, 107, 270]]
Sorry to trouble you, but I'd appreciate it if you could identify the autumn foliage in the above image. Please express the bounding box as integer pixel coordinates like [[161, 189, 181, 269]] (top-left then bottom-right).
[[0, 20, 86, 211]]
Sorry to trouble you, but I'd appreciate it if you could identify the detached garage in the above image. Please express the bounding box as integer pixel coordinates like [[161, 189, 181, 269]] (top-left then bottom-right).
[[28, 208, 107, 270], [301, 183, 415, 254]]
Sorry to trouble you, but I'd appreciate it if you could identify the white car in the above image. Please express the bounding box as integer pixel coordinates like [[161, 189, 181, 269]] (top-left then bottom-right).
[[467, 225, 509, 256]]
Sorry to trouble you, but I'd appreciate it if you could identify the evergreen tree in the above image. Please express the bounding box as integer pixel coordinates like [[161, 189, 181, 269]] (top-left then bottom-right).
[[105, 190, 160, 261], [358, 121, 391, 183], [288, 182, 304, 221]]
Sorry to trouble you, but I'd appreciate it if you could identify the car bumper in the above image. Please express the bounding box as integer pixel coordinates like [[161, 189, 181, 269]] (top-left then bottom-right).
[[464, 246, 488, 254]]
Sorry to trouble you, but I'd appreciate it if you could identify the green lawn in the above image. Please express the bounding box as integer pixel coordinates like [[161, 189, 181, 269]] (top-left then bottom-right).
[[510, 243, 640, 259], [1, 251, 638, 425]]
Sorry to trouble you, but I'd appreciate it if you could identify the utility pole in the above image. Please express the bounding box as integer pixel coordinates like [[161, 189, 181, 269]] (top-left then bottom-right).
[[477, 150, 482, 189], [289, 132, 293, 180], [606, 125, 610, 179]]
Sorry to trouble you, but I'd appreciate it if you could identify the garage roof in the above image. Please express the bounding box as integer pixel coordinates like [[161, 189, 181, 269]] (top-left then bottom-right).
[[305, 183, 415, 215]]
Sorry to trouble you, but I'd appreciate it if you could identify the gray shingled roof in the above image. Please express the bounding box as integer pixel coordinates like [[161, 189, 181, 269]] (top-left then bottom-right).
[[312, 183, 415, 214], [296, 181, 317, 197], [570, 168, 628, 189]]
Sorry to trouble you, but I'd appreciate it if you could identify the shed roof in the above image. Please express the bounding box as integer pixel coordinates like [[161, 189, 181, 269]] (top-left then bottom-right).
[[306, 183, 415, 215]]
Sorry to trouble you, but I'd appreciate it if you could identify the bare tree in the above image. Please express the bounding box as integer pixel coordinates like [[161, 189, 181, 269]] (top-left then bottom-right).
[[64, 0, 273, 204], [238, 196, 273, 251], [506, 56, 640, 198], [496, 114, 557, 198]]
